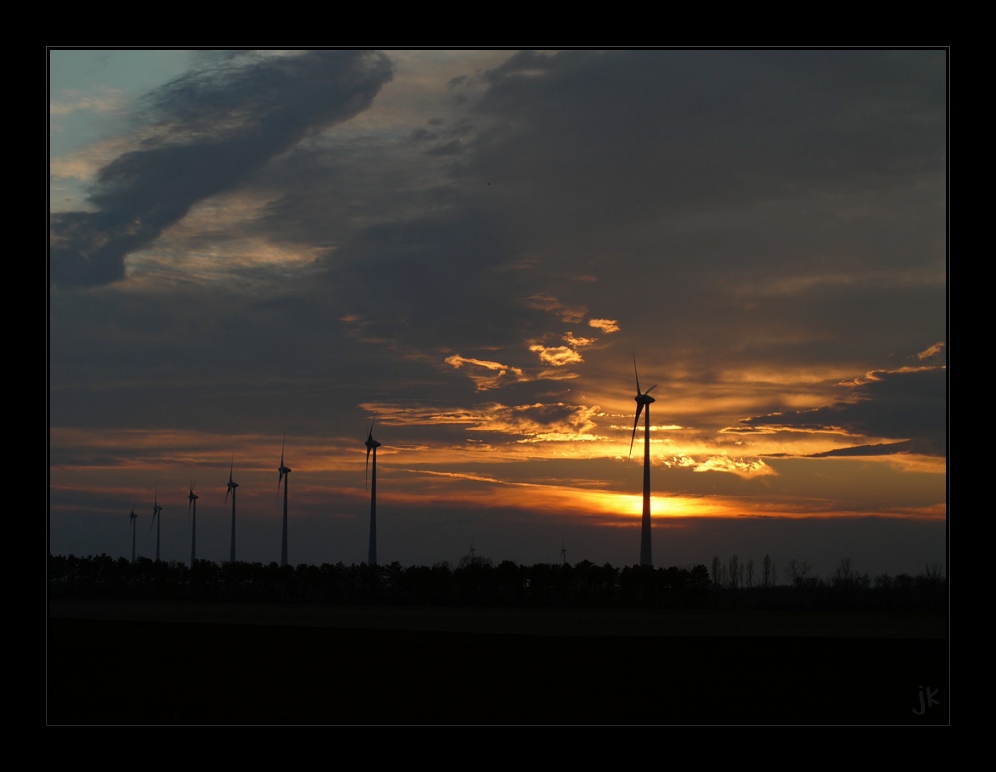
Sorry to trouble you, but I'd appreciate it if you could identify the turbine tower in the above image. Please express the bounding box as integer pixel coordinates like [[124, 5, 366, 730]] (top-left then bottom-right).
[[560, 540, 567, 565], [150, 485, 163, 562], [129, 509, 138, 563], [225, 454, 239, 564], [629, 354, 657, 568], [188, 482, 199, 568], [278, 436, 291, 567], [365, 421, 381, 566]]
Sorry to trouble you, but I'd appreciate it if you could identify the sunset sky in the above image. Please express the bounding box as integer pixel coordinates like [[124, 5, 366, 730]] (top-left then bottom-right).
[[49, 50, 947, 577]]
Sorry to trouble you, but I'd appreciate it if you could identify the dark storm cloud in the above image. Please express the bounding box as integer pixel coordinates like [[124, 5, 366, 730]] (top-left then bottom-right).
[[320, 204, 542, 358], [475, 50, 944, 199], [206, 50, 943, 379], [739, 365, 946, 457], [50, 50, 946, 437], [51, 50, 393, 287], [461, 50, 945, 282]]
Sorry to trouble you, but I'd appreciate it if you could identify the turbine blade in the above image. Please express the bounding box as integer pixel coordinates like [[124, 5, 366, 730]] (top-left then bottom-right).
[[225, 488, 230, 505], [633, 352, 641, 394], [629, 404, 644, 457], [646, 384, 657, 394]]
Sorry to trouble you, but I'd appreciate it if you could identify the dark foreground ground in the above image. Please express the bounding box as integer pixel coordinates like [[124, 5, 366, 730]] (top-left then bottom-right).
[[48, 601, 948, 724]]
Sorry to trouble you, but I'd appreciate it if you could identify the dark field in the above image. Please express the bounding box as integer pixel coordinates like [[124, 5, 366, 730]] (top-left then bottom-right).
[[48, 601, 948, 725]]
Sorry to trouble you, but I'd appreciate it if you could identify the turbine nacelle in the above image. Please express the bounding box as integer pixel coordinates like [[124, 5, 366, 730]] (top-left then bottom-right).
[[226, 455, 239, 504], [629, 355, 658, 457], [278, 436, 291, 491], [151, 485, 162, 531], [365, 421, 380, 491]]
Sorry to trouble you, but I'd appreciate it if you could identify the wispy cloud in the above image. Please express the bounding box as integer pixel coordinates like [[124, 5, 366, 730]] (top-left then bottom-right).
[[588, 318, 619, 334], [360, 400, 603, 443], [563, 332, 597, 347], [691, 455, 777, 478], [50, 87, 126, 117], [444, 354, 526, 390], [529, 345, 583, 367], [524, 293, 588, 324]]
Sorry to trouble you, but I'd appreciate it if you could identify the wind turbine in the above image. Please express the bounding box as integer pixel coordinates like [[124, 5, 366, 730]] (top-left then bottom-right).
[[129, 508, 138, 563], [365, 421, 381, 566], [225, 454, 239, 564], [188, 482, 199, 568], [150, 484, 163, 562], [560, 540, 567, 565], [629, 354, 656, 568], [278, 436, 291, 567]]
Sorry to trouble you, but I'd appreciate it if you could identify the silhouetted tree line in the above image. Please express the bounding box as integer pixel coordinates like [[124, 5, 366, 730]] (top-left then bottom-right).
[[49, 554, 712, 609], [708, 554, 946, 613], [49, 553, 945, 613]]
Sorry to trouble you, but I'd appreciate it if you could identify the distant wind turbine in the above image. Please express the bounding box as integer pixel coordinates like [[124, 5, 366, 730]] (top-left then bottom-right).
[[150, 484, 163, 562], [188, 482, 199, 568], [365, 421, 381, 566], [129, 508, 138, 563], [278, 436, 291, 567], [560, 540, 567, 565], [225, 454, 239, 564], [629, 354, 657, 568]]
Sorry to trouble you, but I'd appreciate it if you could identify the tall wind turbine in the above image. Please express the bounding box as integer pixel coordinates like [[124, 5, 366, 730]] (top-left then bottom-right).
[[365, 421, 381, 567], [225, 454, 239, 564], [129, 508, 138, 563], [150, 485, 163, 562], [629, 354, 657, 568], [278, 436, 291, 568], [188, 482, 199, 568]]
